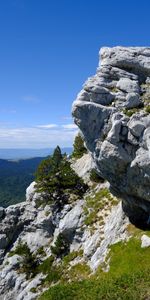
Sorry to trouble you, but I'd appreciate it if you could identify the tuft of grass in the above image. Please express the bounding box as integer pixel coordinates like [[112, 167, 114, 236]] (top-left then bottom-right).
[[123, 108, 139, 117], [36, 246, 46, 257], [30, 287, 37, 293], [62, 250, 83, 266]]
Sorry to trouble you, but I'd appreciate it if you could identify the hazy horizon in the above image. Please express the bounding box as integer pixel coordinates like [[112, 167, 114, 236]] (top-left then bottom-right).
[[0, 147, 73, 160]]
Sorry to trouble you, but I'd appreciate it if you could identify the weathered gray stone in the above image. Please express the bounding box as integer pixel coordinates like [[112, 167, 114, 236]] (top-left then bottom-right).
[[128, 119, 145, 137], [100, 47, 150, 79], [26, 181, 43, 207], [26, 181, 36, 202], [116, 78, 139, 93], [59, 200, 84, 239], [83, 230, 101, 258], [125, 93, 141, 109], [72, 46, 150, 227], [141, 234, 150, 248]]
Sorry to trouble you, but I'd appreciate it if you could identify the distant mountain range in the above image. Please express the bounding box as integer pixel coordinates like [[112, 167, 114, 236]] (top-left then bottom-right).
[[0, 148, 73, 160], [0, 157, 45, 207]]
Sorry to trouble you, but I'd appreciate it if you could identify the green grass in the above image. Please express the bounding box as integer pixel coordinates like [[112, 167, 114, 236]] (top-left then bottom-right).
[[37, 256, 54, 274], [62, 263, 91, 282], [39, 237, 150, 300]]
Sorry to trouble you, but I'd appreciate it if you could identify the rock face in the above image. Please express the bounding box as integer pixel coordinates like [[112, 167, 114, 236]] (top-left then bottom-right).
[[0, 188, 85, 300], [72, 47, 150, 227]]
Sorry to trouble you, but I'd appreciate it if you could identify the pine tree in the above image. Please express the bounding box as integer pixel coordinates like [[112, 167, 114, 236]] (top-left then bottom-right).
[[52, 146, 63, 168], [35, 146, 88, 207], [72, 133, 87, 159]]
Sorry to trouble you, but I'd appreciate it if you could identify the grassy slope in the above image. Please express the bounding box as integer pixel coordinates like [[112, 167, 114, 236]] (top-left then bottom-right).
[[39, 235, 150, 300]]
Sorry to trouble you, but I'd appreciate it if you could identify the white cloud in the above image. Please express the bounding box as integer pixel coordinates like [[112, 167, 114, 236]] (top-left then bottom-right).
[[62, 124, 78, 130], [36, 124, 58, 129], [0, 126, 78, 148]]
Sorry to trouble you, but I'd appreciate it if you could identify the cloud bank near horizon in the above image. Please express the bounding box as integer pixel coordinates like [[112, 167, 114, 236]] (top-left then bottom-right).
[[0, 123, 78, 148]]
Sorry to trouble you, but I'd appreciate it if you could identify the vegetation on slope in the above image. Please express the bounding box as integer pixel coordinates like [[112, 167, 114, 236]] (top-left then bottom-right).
[[39, 237, 150, 300], [3, 142, 150, 300], [84, 187, 118, 227]]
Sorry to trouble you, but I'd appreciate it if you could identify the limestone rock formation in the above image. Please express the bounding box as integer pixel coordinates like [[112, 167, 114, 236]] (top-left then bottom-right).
[[0, 190, 85, 300], [72, 46, 150, 227], [0, 167, 129, 299]]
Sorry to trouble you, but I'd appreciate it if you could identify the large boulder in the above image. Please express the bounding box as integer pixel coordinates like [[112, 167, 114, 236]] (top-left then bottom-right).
[[72, 46, 150, 227]]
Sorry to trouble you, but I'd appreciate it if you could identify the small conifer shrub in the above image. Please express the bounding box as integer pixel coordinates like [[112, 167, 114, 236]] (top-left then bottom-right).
[[72, 133, 87, 159], [51, 233, 70, 258], [35, 146, 88, 207]]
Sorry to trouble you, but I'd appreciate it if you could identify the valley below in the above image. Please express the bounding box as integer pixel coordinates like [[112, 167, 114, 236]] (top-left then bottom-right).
[[0, 157, 44, 207]]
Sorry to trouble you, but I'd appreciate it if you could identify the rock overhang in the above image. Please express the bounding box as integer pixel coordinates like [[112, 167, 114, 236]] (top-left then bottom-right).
[[72, 46, 150, 228]]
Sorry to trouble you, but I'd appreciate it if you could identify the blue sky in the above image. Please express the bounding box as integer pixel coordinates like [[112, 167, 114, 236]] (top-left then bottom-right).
[[0, 0, 150, 148]]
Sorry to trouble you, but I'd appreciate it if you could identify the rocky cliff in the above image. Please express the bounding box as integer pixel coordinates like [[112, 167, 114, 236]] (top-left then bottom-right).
[[0, 156, 130, 300], [72, 46, 150, 228]]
